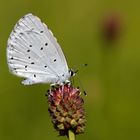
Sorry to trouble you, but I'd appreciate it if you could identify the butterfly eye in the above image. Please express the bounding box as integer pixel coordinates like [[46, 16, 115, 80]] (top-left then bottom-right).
[[69, 69, 75, 77]]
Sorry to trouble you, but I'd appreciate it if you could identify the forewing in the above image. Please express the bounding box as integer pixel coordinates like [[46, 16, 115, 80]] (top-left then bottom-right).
[[7, 13, 69, 85]]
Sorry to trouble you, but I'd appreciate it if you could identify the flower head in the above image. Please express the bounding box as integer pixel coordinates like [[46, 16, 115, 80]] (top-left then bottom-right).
[[48, 83, 85, 136], [101, 13, 122, 42]]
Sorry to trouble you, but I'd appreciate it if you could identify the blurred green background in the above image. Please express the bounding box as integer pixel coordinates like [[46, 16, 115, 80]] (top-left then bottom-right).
[[0, 0, 140, 140]]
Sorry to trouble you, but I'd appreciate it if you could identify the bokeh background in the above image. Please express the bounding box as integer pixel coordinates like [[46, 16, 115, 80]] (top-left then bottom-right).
[[0, 0, 140, 140]]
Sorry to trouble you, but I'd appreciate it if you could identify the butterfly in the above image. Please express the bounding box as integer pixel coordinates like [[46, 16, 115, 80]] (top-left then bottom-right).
[[7, 13, 75, 85]]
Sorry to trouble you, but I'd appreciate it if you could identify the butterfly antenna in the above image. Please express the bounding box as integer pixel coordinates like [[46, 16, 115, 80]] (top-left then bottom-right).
[[73, 63, 88, 74], [76, 75, 87, 96], [70, 76, 75, 86]]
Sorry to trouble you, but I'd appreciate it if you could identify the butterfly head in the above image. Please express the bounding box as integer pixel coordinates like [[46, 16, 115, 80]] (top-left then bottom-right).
[[69, 69, 76, 77]]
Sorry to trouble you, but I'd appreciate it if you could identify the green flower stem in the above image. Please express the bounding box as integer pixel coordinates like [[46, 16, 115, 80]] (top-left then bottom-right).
[[68, 130, 75, 140]]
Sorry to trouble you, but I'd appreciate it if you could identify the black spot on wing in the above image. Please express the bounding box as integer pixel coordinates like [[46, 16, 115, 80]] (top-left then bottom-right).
[[34, 74, 36, 77], [31, 62, 35, 64], [28, 56, 31, 59], [45, 43, 48, 46], [29, 45, 32, 47], [27, 49, 30, 52], [20, 32, 24, 35], [40, 47, 43, 50], [40, 31, 43, 33], [54, 59, 56, 62], [13, 30, 16, 33]]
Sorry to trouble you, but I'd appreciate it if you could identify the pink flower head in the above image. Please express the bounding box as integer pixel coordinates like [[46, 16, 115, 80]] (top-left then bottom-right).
[[48, 83, 85, 136]]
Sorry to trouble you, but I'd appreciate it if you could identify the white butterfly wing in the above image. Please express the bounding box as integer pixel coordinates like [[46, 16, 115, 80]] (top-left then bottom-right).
[[7, 13, 69, 85]]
